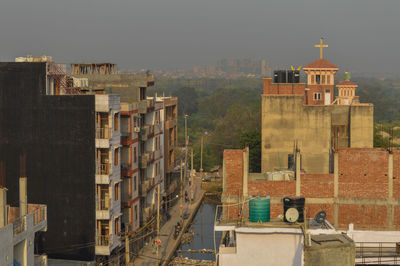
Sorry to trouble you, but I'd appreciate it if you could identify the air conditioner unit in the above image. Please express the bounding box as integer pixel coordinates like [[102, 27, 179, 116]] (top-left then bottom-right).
[[134, 127, 141, 133]]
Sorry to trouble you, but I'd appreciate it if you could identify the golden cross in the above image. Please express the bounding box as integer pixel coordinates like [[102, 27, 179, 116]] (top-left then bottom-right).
[[314, 38, 328, 59]]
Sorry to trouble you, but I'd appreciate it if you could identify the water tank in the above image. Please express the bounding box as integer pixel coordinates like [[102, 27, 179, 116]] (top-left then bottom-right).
[[273, 70, 287, 83], [249, 196, 271, 222], [283, 197, 305, 223], [287, 70, 300, 83]]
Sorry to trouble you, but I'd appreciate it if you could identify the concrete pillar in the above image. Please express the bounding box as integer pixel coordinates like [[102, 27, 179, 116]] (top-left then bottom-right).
[[388, 153, 394, 228], [295, 150, 301, 196], [243, 147, 249, 198], [19, 177, 27, 217], [388, 153, 393, 199], [0, 188, 7, 228], [333, 152, 339, 227]]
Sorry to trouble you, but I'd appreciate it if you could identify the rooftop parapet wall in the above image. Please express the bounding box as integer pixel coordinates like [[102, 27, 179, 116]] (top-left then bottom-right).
[[262, 78, 306, 96], [223, 147, 400, 230]]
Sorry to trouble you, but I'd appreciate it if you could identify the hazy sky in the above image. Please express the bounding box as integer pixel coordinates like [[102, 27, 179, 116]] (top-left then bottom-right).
[[0, 0, 399, 73]]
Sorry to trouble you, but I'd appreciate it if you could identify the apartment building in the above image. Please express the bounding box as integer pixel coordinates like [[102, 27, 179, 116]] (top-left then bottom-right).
[[94, 94, 122, 257], [0, 179, 47, 266], [0, 60, 121, 262], [158, 97, 178, 207], [120, 102, 140, 233], [140, 97, 164, 223]]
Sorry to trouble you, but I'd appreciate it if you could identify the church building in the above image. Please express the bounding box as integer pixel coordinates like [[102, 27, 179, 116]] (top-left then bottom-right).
[[261, 39, 374, 173]]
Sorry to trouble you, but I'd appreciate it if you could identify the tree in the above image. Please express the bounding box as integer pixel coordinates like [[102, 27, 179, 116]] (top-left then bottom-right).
[[240, 130, 261, 172], [172, 87, 199, 116]]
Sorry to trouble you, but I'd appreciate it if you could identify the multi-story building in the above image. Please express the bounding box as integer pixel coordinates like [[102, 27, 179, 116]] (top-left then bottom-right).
[[0, 59, 122, 262], [70, 67, 168, 246], [120, 102, 141, 233], [94, 94, 122, 257], [157, 97, 178, 207], [0, 178, 47, 266], [140, 97, 164, 222]]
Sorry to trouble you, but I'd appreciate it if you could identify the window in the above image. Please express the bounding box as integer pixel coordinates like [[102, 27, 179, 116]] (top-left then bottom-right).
[[114, 114, 119, 131], [134, 147, 137, 163], [134, 205, 138, 221], [114, 183, 119, 200], [134, 176, 137, 191], [311, 75, 315, 84], [115, 218, 119, 234], [313, 93, 321, 100], [322, 75, 325, 84], [114, 149, 119, 165], [316, 75, 321, 84], [327, 75, 331, 84]]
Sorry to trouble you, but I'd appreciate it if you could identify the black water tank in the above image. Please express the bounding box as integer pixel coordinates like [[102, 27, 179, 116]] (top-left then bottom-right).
[[283, 196, 305, 223], [287, 70, 300, 83], [273, 70, 287, 83]]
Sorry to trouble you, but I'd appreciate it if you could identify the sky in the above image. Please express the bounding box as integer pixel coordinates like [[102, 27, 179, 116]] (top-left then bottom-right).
[[0, 0, 399, 73]]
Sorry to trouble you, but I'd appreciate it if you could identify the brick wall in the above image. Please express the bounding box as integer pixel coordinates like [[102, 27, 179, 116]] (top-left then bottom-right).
[[223, 149, 244, 197], [263, 78, 306, 96], [338, 148, 388, 199], [222, 147, 399, 229], [301, 174, 334, 198]]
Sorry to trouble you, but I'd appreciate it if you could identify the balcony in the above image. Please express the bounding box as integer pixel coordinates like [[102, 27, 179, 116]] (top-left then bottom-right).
[[154, 123, 163, 135], [121, 163, 133, 176], [96, 198, 111, 220], [140, 178, 155, 197], [96, 198, 110, 211], [166, 119, 177, 129], [138, 99, 155, 114], [13, 216, 26, 236], [96, 163, 111, 175], [96, 127, 111, 139], [121, 132, 133, 146], [95, 235, 111, 255]]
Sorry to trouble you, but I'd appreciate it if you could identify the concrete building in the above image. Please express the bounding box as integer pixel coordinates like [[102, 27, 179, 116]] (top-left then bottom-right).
[[94, 94, 122, 257], [262, 40, 373, 173], [158, 97, 178, 208], [70, 68, 170, 249], [0, 180, 47, 266], [120, 102, 141, 233], [0, 60, 122, 262], [215, 215, 355, 266], [222, 146, 400, 264]]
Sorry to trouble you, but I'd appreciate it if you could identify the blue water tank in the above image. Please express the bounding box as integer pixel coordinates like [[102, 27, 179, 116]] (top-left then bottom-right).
[[249, 196, 270, 222]]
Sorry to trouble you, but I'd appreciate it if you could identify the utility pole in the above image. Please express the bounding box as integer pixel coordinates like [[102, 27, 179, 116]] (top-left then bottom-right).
[[125, 230, 130, 265], [180, 159, 183, 225], [200, 135, 203, 173], [190, 148, 194, 205], [156, 183, 160, 261], [184, 115, 188, 184]]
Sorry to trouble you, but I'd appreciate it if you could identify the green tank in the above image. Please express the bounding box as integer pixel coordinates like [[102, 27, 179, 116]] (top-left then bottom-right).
[[249, 196, 270, 222]]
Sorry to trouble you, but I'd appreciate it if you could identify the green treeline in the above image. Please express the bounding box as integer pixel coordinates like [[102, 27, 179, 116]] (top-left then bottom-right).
[[148, 76, 400, 171]]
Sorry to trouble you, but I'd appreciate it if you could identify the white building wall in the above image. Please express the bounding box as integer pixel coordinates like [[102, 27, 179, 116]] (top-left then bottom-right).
[[219, 232, 303, 266]]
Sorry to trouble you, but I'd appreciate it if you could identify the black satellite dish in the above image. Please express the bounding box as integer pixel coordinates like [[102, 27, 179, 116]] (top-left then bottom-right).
[[314, 211, 327, 224]]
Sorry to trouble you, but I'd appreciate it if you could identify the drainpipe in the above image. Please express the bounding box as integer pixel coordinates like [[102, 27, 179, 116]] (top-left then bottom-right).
[[295, 149, 301, 196], [19, 177, 27, 217]]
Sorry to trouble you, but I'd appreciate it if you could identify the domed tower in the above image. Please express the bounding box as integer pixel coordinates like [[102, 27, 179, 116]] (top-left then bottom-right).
[[303, 38, 338, 105], [335, 72, 359, 105]]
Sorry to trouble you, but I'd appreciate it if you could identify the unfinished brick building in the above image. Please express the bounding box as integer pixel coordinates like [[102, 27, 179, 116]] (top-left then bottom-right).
[[222, 148, 400, 230]]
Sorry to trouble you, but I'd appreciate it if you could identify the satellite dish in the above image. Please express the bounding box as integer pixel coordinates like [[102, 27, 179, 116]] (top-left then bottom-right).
[[314, 211, 327, 224], [285, 207, 299, 223]]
